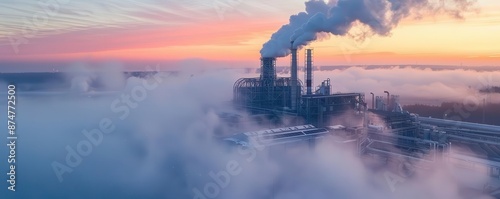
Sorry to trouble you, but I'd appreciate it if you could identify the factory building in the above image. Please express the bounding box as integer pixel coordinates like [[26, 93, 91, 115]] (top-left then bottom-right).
[[229, 42, 500, 197], [233, 41, 365, 127]]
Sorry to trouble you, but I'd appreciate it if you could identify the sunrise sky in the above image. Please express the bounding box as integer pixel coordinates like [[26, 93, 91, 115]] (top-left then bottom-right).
[[0, 0, 499, 68]]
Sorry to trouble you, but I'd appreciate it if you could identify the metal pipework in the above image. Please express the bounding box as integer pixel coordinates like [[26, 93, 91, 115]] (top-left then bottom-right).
[[418, 117, 500, 135], [305, 49, 313, 95], [370, 92, 374, 109], [290, 41, 298, 110], [384, 91, 389, 111]]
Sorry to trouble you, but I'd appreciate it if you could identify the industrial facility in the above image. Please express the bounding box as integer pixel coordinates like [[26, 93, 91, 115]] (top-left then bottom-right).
[[233, 41, 365, 127], [227, 42, 500, 197]]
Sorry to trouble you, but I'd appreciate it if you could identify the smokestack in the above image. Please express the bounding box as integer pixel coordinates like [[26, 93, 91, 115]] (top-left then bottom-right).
[[384, 91, 390, 111], [290, 41, 298, 110], [260, 57, 276, 82], [305, 49, 313, 95]]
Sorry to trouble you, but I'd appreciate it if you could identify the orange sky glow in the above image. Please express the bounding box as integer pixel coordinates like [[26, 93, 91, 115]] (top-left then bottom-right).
[[1, 1, 499, 67]]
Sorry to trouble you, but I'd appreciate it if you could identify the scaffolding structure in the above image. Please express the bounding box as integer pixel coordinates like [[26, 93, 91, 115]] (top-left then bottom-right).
[[233, 77, 302, 110]]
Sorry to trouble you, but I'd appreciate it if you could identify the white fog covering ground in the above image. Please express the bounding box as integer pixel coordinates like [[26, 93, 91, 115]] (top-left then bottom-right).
[[311, 67, 500, 105], [0, 64, 495, 198]]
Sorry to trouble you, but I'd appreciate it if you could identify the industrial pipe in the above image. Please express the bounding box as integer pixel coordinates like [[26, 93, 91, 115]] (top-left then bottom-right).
[[418, 117, 500, 135]]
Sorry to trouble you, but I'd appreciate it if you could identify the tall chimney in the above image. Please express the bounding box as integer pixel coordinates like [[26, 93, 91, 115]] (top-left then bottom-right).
[[384, 91, 390, 111], [305, 49, 313, 95], [260, 57, 276, 81], [370, 92, 374, 109], [290, 41, 298, 110]]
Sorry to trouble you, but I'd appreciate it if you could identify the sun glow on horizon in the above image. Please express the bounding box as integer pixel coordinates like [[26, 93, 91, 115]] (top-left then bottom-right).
[[0, 1, 499, 67]]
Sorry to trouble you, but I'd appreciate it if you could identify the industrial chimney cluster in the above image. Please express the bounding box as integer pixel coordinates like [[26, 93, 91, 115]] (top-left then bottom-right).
[[233, 44, 365, 126]]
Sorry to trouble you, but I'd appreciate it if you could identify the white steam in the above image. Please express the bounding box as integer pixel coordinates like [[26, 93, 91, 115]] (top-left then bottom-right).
[[0, 64, 494, 198], [261, 0, 476, 57], [309, 66, 500, 105], [66, 62, 126, 93]]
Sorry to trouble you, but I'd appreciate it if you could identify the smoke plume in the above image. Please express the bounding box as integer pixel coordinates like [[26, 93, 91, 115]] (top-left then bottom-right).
[[260, 0, 476, 57]]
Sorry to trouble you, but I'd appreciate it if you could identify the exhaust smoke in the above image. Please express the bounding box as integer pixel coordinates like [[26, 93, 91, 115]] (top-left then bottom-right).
[[260, 0, 476, 58]]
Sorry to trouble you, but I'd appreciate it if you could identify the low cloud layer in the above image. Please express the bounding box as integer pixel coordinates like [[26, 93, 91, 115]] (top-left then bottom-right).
[[302, 66, 500, 105], [0, 64, 495, 198]]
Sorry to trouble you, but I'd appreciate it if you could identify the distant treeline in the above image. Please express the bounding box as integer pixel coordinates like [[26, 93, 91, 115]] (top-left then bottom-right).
[[479, 86, 500, 94], [318, 65, 500, 72], [403, 102, 500, 126]]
